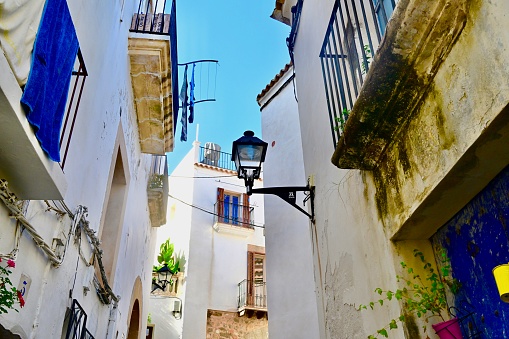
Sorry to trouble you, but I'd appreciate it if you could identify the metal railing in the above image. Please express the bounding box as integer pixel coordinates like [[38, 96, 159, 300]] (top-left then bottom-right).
[[286, 0, 304, 63], [214, 200, 254, 227], [60, 49, 87, 169], [238, 279, 267, 310], [65, 299, 95, 339], [199, 147, 236, 171], [130, 0, 175, 35], [320, 0, 396, 146], [148, 154, 167, 189]]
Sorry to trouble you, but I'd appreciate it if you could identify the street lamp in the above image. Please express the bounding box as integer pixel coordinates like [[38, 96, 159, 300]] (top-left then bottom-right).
[[232, 131, 315, 222], [231, 130, 268, 195], [152, 264, 172, 292]]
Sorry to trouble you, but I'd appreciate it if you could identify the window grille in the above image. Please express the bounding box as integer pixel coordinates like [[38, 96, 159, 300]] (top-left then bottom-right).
[[319, 0, 396, 146]]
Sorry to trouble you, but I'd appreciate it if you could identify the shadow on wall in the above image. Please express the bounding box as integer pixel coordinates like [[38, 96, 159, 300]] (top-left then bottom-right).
[[0, 323, 22, 339]]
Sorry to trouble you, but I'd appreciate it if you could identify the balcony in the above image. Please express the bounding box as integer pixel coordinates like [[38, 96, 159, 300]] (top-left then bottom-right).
[[327, 0, 468, 169], [213, 200, 254, 237], [128, 0, 179, 155], [198, 146, 236, 171], [147, 155, 169, 227], [0, 1, 86, 200], [238, 279, 267, 317]]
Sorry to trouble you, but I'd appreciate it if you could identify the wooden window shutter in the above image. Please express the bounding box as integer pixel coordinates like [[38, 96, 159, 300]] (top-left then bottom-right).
[[217, 187, 224, 218], [247, 251, 254, 304], [242, 194, 250, 226]]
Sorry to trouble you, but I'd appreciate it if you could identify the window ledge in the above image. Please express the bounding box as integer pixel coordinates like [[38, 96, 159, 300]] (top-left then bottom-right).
[[331, 0, 467, 170], [212, 222, 254, 237], [0, 49, 67, 199]]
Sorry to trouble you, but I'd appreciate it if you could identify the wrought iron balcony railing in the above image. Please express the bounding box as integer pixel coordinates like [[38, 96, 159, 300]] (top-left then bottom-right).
[[60, 49, 88, 169], [148, 155, 168, 189], [65, 299, 95, 339], [214, 200, 254, 228], [148, 154, 168, 227], [130, 0, 176, 36], [238, 279, 267, 311], [199, 146, 236, 171], [319, 0, 397, 146]]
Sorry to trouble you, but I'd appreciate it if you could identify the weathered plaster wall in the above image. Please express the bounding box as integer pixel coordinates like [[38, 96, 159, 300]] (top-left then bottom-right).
[[0, 0, 158, 337], [373, 0, 509, 240], [289, 0, 509, 338], [258, 66, 321, 339]]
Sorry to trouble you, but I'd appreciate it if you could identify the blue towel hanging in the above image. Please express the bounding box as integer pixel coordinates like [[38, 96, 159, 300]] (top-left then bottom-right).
[[180, 65, 188, 142], [21, 0, 79, 162], [189, 63, 195, 124]]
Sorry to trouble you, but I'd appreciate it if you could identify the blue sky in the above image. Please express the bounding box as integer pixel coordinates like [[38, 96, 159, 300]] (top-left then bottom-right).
[[169, 0, 291, 173]]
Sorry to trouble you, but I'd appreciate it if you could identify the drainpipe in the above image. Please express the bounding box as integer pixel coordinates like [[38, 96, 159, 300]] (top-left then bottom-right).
[[105, 299, 120, 339]]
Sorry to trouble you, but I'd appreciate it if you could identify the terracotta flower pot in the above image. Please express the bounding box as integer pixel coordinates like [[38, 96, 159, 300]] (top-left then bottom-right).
[[432, 318, 463, 339]]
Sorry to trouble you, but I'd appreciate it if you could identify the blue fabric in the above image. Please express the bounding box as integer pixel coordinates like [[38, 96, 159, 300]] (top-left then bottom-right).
[[21, 0, 79, 162], [180, 65, 188, 142], [189, 63, 195, 123]]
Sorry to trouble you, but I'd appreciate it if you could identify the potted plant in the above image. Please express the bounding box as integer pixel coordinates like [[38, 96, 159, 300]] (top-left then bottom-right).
[[359, 249, 461, 339], [154, 238, 180, 274]]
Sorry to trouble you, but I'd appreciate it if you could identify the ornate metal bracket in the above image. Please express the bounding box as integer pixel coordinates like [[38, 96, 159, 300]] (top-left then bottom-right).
[[250, 185, 315, 223]]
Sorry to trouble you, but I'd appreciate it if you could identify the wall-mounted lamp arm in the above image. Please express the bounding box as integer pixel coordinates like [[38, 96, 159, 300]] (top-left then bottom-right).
[[250, 185, 315, 223]]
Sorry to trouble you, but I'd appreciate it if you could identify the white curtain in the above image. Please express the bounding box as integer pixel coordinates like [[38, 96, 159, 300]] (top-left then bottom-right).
[[0, 0, 46, 85]]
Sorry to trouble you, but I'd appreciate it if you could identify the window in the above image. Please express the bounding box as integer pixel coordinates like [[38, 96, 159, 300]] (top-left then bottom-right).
[[216, 188, 252, 227], [372, 0, 397, 36]]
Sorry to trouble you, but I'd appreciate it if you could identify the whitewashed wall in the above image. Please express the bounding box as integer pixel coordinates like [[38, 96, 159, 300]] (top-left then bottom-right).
[[290, 0, 403, 338], [258, 65, 321, 339], [0, 0, 158, 338]]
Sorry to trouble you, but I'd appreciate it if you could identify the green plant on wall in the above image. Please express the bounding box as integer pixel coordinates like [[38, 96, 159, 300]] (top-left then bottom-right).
[[361, 44, 372, 74], [359, 249, 460, 338], [334, 108, 351, 132]]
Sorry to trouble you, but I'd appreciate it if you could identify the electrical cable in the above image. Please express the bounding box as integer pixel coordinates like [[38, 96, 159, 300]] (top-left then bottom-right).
[[171, 174, 237, 179], [168, 194, 265, 229]]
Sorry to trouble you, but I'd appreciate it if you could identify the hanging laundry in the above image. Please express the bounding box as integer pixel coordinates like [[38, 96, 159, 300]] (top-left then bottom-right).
[[180, 65, 188, 142], [189, 63, 196, 123], [20, 0, 79, 162]]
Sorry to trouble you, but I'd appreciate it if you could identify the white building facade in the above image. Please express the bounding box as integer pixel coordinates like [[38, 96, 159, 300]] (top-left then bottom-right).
[[257, 64, 321, 339], [149, 140, 268, 339]]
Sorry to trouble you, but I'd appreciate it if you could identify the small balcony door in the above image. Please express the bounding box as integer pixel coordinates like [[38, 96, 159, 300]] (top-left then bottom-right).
[[223, 193, 240, 225]]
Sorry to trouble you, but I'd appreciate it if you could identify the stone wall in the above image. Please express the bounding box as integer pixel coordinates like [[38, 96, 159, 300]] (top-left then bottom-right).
[[206, 310, 268, 339]]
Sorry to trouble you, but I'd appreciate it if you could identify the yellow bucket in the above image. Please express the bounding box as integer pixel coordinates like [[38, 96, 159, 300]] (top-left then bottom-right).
[[493, 263, 509, 303]]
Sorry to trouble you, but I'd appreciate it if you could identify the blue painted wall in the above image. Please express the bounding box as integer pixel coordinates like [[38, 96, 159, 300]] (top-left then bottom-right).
[[432, 164, 509, 338]]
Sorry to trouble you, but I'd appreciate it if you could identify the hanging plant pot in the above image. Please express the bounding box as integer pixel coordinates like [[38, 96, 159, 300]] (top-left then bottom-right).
[[432, 318, 463, 339], [493, 263, 509, 303]]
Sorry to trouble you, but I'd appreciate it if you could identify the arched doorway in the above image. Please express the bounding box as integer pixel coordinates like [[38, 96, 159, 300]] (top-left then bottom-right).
[[126, 276, 143, 339], [127, 300, 140, 339]]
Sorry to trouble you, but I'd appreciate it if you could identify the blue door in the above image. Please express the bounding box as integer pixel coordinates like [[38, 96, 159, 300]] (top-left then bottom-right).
[[432, 164, 509, 338]]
